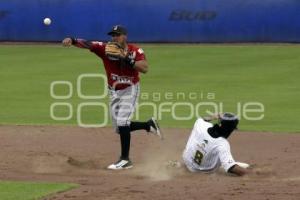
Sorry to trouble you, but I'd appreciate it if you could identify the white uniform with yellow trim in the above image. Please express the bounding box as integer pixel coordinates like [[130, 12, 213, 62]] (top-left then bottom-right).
[[182, 118, 236, 173]]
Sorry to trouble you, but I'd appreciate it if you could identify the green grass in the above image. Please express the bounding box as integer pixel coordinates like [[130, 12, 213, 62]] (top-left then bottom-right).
[[0, 44, 299, 132], [0, 181, 77, 200]]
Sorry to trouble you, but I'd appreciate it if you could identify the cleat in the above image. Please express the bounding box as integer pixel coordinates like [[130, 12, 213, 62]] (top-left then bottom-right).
[[107, 159, 133, 170], [148, 117, 163, 139]]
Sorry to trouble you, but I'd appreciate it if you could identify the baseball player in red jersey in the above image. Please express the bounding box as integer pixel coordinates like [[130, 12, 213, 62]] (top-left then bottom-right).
[[62, 25, 162, 170]]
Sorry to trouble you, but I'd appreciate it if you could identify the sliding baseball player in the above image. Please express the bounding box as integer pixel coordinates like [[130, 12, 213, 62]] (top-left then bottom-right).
[[182, 113, 250, 176]]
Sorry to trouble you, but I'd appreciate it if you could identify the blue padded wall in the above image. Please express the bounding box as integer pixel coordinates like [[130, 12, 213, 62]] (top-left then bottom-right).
[[0, 0, 299, 42]]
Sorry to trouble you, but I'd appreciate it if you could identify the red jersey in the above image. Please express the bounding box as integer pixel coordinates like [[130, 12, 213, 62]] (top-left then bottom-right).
[[89, 42, 146, 90]]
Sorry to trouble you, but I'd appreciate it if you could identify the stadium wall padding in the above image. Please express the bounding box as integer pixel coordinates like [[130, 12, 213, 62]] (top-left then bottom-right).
[[0, 0, 300, 42]]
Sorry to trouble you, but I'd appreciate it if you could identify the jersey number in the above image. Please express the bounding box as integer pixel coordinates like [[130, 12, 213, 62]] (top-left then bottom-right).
[[193, 150, 204, 165]]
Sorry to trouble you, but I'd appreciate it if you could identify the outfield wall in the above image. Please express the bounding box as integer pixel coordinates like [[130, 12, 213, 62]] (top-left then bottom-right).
[[0, 0, 299, 42]]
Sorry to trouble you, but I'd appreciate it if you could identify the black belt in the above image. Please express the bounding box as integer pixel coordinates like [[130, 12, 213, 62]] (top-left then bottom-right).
[[108, 83, 137, 91], [108, 86, 126, 91]]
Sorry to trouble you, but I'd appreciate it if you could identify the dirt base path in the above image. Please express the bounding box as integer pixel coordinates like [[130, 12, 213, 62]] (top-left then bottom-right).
[[0, 125, 299, 200]]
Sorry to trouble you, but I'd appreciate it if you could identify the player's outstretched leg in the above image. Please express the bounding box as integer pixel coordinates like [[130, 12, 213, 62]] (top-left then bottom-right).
[[130, 117, 162, 139]]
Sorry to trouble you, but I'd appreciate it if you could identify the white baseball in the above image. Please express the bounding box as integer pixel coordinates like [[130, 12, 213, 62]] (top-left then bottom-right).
[[43, 18, 51, 26], [236, 161, 250, 169]]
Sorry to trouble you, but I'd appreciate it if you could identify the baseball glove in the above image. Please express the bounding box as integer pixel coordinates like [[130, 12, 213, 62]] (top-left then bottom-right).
[[105, 42, 126, 61]]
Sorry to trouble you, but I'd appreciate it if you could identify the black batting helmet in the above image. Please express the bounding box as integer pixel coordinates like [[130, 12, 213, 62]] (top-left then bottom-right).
[[218, 112, 239, 138]]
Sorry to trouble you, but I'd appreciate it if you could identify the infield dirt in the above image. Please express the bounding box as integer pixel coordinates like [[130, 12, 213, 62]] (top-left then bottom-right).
[[0, 125, 299, 200]]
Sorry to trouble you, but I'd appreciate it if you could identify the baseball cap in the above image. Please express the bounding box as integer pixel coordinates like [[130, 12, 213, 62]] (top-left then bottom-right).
[[107, 25, 127, 35]]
